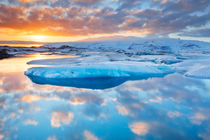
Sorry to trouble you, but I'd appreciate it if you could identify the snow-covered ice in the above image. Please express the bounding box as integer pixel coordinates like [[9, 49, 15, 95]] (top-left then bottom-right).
[[174, 57, 210, 79], [44, 37, 210, 54], [25, 60, 175, 89], [23, 37, 210, 88], [185, 66, 210, 79]]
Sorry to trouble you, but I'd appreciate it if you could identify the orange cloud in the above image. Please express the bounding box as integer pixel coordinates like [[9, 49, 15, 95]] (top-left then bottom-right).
[[129, 122, 149, 136], [0, 4, 151, 41], [116, 104, 129, 116], [0, 134, 4, 140], [51, 112, 74, 127], [190, 113, 207, 125], [20, 94, 41, 103], [1, 0, 208, 41], [0, 72, 29, 92], [19, 0, 43, 3]]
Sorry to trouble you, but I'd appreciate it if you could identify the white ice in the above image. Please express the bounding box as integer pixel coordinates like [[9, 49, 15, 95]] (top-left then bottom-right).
[[24, 37, 210, 80]]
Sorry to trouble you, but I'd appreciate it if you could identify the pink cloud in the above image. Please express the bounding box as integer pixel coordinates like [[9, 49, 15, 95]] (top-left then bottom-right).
[[51, 112, 74, 127], [129, 122, 149, 136]]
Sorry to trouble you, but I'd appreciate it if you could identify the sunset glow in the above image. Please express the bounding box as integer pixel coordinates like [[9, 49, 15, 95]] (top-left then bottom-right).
[[1, 1, 210, 140], [0, 0, 209, 43], [29, 35, 47, 42]]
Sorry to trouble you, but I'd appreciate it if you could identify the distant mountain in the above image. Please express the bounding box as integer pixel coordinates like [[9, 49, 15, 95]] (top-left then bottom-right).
[[78, 36, 142, 42], [44, 37, 210, 54]]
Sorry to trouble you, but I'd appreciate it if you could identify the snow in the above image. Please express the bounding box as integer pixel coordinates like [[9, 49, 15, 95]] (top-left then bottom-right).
[[43, 37, 210, 54], [174, 57, 210, 79], [22, 37, 210, 82], [185, 66, 210, 79]]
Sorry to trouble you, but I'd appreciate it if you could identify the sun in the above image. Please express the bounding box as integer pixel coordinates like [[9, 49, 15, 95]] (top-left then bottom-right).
[[30, 35, 47, 42]]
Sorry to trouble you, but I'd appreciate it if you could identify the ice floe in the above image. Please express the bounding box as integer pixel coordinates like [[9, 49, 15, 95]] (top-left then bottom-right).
[[25, 62, 174, 79], [23, 37, 210, 89], [25, 61, 175, 89]]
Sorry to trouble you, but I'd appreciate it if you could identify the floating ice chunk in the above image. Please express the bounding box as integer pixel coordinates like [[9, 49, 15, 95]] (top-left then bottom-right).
[[185, 66, 210, 79], [174, 56, 210, 79], [25, 62, 174, 79], [25, 62, 175, 89]]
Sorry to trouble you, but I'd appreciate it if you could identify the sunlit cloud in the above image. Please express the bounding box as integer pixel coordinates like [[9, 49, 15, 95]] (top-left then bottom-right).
[[20, 94, 42, 103], [149, 96, 162, 103], [190, 113, 207, 125], [19, 0, 42, 3], [0, 73, 29, 92], [0, 0, 209, 42], [69, 93, 103, 105], [129, 122, 149, 136], [0, 135, 4, 140], [51, 112, 74, 128], [84, 130, 99, 140], [116, 104, 129, 116]]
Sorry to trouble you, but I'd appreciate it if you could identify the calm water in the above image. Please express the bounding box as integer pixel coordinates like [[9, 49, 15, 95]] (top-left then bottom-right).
[[0, 44, 43, 47], [0, 54, 210, 140]]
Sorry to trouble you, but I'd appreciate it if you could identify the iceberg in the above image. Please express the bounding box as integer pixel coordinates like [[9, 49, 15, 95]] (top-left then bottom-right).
[[25, 62, 175, 89], [174, 57, 210, 79], [185, 66, 210, 79], [25, 62, 174, 79]]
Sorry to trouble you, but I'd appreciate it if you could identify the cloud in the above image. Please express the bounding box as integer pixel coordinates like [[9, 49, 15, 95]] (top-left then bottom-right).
[[167, 111, 182, 118], [84, 130, 99, 140], [0, 72, 29, 92], [73, 0, 101, 6], [51, 112, 74, 127], [129, 122, 149, 136], [130, 74, 204, 102], [20, 94, 41, 103], [24, 119, 38, 126], [190, 112, 207, 125], [117, 0, 141, 10], [0, 0, 209, 39], [49, 0, 72, 8], [179, 28, 210, 37], [163, 0, 210, 13], [0, 134, 4, 140], [19, 0, 42, 3], [116, 104, 129, 116], [69, 92, 103, 105], [114, 89, 145, 117]]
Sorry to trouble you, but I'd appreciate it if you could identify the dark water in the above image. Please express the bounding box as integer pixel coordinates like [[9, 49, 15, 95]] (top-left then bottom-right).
[[0, 54, 210, 140]]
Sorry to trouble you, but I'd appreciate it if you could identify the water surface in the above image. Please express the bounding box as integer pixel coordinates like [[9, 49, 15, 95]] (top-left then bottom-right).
[[0, 54, 210, 140]]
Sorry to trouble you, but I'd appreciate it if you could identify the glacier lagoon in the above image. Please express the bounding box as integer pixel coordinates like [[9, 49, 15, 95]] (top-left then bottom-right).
[[1, 51, 210, 140]]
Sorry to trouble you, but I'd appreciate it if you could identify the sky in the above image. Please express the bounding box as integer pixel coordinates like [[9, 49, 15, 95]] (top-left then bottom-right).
[[0, 0, 210, 42]]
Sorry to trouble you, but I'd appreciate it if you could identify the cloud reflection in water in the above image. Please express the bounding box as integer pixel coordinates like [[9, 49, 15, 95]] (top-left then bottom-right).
[[0, 56, 210, 139]]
